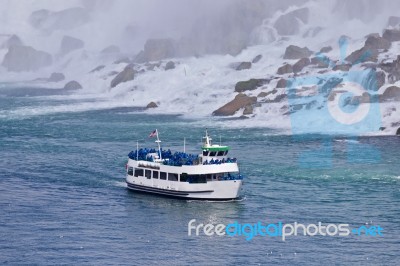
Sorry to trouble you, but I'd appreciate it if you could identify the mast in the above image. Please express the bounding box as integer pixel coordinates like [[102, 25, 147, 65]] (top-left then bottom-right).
[[184, 137, 186, 153], [136, 141, 139, 160], [155, 129, 162, 160]]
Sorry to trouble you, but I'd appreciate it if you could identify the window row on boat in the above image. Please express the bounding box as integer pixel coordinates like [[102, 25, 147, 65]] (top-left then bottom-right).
[[127, 167, 242, 183]]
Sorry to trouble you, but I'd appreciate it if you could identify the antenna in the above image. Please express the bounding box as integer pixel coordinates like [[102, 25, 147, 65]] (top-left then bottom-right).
[[155, 129, 162, 160]]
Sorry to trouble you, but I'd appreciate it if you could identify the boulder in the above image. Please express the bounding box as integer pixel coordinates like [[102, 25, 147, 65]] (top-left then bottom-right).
[[396, 127, 400, 136], [293, 58, 310, 73], [165, 61, 175, 70], [235, 62, 252, 71], [310, 56, 330, 68], [110, 66, 135, 88], [243, 105, 253, 115], [332, 64, 351, 71], [2, 45, 52, 72], [277, 63, 293, 75], [380, 86, 400, 102], [383, 29, 400, 42], [380, 55, 400, 83], [0, 35, 23, 49], [146, 102, 158, 108], [89, 65, 105, 73], [376, 71, 385, 89], [283, 45, 313, 59], [273, 8, 309, 36], [135, 38, 176, 62], [252, 54, 262, 63], [101, 45, 120, 54], [276, 78, 287, 88], [345, 46, 379, 64], [212, 93, 257, 116], [60, 36, 84, 55], [388, 16, 400, 27], [63, 80, 82, 90], [48, 72, 65, 82], [258, 89, 277, 98], [320, 46, 332, 53], [234, 79, 268, 92], [364, 34, 391, 50]]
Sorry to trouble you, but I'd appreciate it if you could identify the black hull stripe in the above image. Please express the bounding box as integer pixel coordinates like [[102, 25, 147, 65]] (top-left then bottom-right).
[[126, 182, 214, 196]]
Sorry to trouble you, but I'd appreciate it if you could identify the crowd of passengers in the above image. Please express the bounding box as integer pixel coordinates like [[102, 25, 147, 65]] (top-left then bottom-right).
[[128, 148, 237, 166]]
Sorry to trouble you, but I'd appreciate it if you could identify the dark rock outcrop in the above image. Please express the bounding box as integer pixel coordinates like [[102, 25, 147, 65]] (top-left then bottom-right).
[[48, 72, 65, 82], [310, 56, 330, 68], [396, 127, 400, 136], [332, 64, 351, 71], [135, 38, 176, 62], [235, 79, 268, 92], [212, 93, 257, 116], [274, 8, 309, 36], [235, 62, 252, 71], [283, 45, 313, 59], [345, 46, 379, 64], [165, 61, 175, 70], [2, 45, 52, 72], [110, 66, 135, 88], [380, 55, 400, 84], [376, 71, 386, 89], [380, 86, 400, 102], [365, 34, 391, 50], [320, 46, 332, 53], [60, 35, 84, 55], [293, 58, 310, 73], [63, 80, 82, 90], [383, 29, 400, 42], [146, 102, 158, 108], [276, 78, 287, 88], [277, 63, 293, 75], [252, 54, 262, 63]]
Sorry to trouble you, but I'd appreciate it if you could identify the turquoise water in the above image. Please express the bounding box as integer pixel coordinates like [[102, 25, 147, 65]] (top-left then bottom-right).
[[1, 87, 399, 265]]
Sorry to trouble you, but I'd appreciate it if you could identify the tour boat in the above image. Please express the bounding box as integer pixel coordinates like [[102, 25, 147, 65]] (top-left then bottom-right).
[[125, 129, 243, 200]]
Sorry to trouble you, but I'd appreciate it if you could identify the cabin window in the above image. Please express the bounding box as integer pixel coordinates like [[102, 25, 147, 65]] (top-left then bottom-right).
[[160, 172, 167, 180], [168, 173, 178, 181], [209, 151, 216, 156], [187, 175, 207, 183], [203, 150, 209, 156], [134, 168, 144, 177], [127, 167, 133, 176], [206, 174, 212, 181], [145, 170, 151, 179], [217, 151, 225, 156], [153, 171, 159, 179], [224, 151, 228, 156], [180, 173, 188, 182]]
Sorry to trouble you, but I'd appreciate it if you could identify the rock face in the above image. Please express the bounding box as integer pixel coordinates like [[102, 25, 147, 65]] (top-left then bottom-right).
[[60, 36, 84, 55], [380, 86, 400, 102], [365, 34, 391, 50], [252, 54, 262, 63], [383, 29, 400, 42], [0, 35, 23, 49], [277, 63, 293, 75], [376, 71, 386, 89], [234, 79, 268, 92], [212, 93, 257, 116], [332, 64, 351, 71], [235, 62, 252, 71], [135, 38, 176, 62], [320, 46, 332, 53], [293, 58, 310, 73], [345, 46, 379, 64], [146, 102, 158, 108], [48, 72, 65, 82], [63, 80, 82, 90], [276, 78, 287, 88], [274, 8, 309, 35], [283, 45, 313, 59], [2, 45, 52, 72], [165, 61, 175, 70], [110, 66, 135, 88]]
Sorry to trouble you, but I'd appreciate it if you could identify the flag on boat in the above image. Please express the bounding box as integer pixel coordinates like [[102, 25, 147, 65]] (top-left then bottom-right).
[[149, 130, 157, 137]]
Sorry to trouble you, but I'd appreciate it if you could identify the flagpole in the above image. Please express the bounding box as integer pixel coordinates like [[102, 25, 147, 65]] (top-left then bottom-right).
[[184, 137, 186, 153], [155, 129, 162, 160], [136, 141, 139, 160]]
